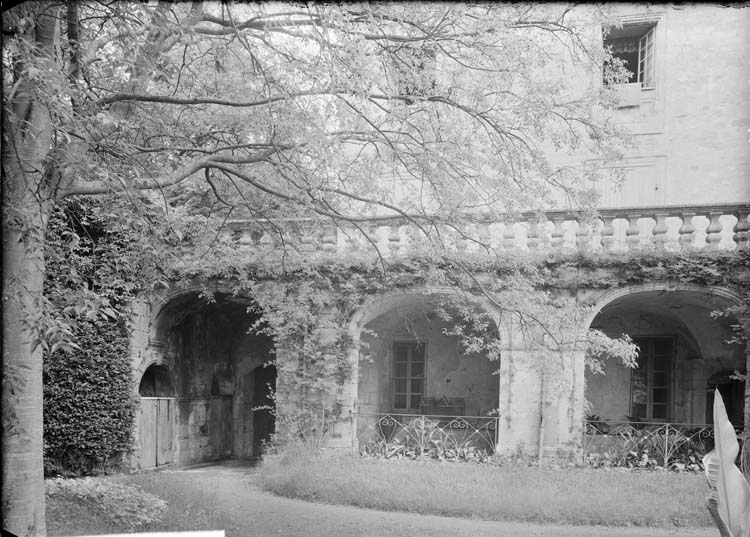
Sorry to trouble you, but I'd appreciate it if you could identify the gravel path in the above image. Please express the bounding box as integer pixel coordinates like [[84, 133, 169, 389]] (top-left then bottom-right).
[[166, 462, 713, 537]]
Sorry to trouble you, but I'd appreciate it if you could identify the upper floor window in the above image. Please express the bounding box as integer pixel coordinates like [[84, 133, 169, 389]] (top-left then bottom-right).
[[605, 23, 656, 89], [630, 337, 672, 421], [392, 340, 426, 411]]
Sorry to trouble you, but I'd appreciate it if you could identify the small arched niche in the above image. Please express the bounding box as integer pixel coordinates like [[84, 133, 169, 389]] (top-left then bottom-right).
[[210, 369, 235, 397], [139, 364, 174, 397]]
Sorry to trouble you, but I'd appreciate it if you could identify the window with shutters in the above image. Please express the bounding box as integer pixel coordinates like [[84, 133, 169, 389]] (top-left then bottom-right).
[[391, 341, 426, 411], [630, 337, 673, 422]]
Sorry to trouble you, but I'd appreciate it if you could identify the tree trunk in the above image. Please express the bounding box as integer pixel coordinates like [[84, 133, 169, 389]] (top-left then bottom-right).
[[1, 6, 58, 534], [1, 193, 49, 536], [744, 343, 750, 479]]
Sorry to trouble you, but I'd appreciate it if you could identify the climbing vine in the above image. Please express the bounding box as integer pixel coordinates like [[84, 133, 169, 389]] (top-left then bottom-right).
[[43, 199, 164, 475]]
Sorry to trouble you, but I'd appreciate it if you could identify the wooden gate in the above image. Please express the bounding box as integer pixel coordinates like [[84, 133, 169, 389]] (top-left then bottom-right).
[[138, 397, 175, 469]]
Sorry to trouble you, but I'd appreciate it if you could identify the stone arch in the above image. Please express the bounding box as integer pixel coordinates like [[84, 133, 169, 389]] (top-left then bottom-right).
[[352, 287, 501, 425], [138, 285, 276, 465], [584, 281, 746, 426], [583, 282, 746, 333], [348, 286, 503, 339]]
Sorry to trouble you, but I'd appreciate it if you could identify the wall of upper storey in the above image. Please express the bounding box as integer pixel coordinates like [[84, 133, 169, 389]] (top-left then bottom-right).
[[599, 4, 750, 208]]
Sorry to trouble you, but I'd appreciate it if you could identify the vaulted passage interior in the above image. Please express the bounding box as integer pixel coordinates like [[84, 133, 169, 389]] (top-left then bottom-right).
[[356, 293, 500, 451], [138, 292, 276, 468], [586, 289, 745, 428]]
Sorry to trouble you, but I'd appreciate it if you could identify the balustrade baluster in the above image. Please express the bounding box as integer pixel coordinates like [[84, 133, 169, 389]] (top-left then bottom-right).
[[527, 220, 541, 253], [704, 211, 723, 251], [678, 212, 696, 250], [502, 221, 516, 251], [625, 214, 641, 251], [733, 209, 750, 250], [477, 222, 491, 249], [652, 213, 669, 252], [321, 231, 337, 253], [576, 220, 591, 253], [600, 216, 616, 254], [550, 216, 566, 252], [388, 225, 401, 257]]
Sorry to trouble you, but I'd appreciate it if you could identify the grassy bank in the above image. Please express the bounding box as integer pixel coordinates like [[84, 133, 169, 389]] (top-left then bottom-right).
[[47, 472, 238, 536], [257, 451, 713, 528]]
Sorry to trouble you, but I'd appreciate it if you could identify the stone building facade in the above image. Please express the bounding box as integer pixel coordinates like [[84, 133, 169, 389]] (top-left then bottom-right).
[[126, 4, 749, 470]]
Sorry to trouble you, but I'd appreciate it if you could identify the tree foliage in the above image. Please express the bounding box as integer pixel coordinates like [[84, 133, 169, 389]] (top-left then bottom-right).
[[2, 2, 632, 533]]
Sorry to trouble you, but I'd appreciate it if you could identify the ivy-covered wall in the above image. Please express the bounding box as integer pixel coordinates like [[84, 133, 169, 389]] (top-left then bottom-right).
[[124, 248, 749, 463]]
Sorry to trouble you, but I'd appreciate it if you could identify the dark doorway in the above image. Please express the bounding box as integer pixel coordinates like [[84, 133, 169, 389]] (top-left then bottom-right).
[[210, 370, 235, 460], [252, 364, 277, 455], [706, 371, 745, 428]]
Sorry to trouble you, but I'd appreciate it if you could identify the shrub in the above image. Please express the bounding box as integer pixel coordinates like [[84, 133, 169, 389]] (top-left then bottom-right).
[[43, 318, 137, 476], [46, 477, 167, 529]]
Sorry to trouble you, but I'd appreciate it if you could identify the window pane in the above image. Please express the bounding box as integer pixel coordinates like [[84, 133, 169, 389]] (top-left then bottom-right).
[[631, 403, 647, 420], [631, 371, 648, 404], [394, 394, 407, 409], [394, 362, 407, 377], [411, 344, 426, 361], [410, 394, 422, 410], [393, 344, 409, 361], [653, 339, 672, 355], [411, 361, 424, 378], [653, 355, 669, 372], [652, 372, 668, 387], [652, 404, 667, 420], [394, 379, 407, 393], [652, 388, 668, 404], [411, 379, 424, 394]]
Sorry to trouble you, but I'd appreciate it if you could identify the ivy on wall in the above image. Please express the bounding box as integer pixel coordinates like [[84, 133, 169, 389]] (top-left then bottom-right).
[[43, 199, 162, 476]]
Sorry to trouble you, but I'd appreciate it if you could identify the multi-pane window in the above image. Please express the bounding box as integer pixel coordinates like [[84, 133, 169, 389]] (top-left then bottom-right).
[[630, 337, 673, 421], [392, 341, 426, 411], [605, 24, 656, 89]]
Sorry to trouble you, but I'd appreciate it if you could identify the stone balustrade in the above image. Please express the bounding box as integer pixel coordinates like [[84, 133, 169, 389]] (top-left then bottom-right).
[[224, 203, 750, 259]]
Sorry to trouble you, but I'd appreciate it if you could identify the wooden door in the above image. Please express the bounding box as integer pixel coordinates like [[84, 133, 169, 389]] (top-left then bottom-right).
[[139, 399, 157, 468], [155, 398, 174, 465], [138, 397, 174, 469], [210, 396, 233, 459]]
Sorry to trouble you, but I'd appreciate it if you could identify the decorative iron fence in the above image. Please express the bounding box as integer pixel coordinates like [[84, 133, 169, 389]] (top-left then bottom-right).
[[357, 413, 498, 459], [583, 420, 744, 470]]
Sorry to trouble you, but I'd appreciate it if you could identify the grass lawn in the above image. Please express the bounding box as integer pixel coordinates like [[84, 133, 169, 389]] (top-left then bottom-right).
[[257, 451, 714, 528], [47, 472, 239, 536], [46, 454, 715, 534]]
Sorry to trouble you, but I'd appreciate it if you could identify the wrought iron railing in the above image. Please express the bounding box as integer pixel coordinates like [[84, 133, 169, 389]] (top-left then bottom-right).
[[583, 420, 744, 469], [357, 413, 498, 459]]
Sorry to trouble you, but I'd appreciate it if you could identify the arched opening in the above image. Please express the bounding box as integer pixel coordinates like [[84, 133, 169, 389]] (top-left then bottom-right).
[[148, 291, 275, 465], [139, 364, 174, 396], [585, 288, 744, 427], [137, 364, 175, 469], [355, 292, 500, 454], [250, 363, 277, 455]]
